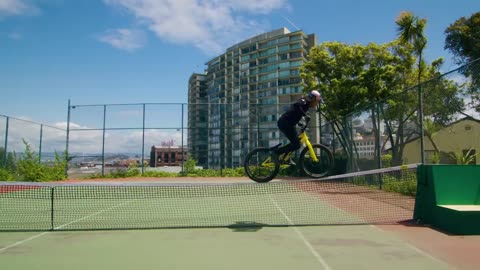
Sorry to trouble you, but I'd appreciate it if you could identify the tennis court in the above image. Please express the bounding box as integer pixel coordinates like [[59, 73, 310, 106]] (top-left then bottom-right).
[[1, 166, 479, 269]]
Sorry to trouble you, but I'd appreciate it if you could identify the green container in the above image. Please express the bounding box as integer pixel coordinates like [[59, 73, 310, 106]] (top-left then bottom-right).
[[414, 164, 480, 235]]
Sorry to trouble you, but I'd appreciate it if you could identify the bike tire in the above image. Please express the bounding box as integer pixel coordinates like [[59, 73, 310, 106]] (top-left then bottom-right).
[[244, 148, 280, 183], [299, 144, 334, 178]]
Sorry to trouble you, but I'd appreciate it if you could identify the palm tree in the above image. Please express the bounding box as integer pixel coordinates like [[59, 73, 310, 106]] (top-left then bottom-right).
[[395, 11, 428, 163], [395, 11, 427, 82]]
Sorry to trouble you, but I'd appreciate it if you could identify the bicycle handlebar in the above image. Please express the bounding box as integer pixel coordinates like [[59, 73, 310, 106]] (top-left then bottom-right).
[[297, 116, 310, 133]]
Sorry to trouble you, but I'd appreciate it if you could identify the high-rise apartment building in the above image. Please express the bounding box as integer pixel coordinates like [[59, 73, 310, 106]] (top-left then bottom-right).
[[187, 73, 208, 168], [188, 27, 318, 169]]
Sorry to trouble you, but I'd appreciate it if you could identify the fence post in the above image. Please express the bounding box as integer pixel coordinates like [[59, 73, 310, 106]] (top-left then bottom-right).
[[65, 100, 71, 178], [39, 124, 43, 163], [141, 104, 146, 175], [418, 85, 425, 164], [3, 117, 9, 168], [181, 103, 185, 175], [101, 105, 106, 176], [376, 103, 382, 169], [376, 103, 383, 189]]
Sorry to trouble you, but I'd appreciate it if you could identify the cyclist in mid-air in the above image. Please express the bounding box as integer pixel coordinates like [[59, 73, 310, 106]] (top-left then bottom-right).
[[275, 90, 322, 165]]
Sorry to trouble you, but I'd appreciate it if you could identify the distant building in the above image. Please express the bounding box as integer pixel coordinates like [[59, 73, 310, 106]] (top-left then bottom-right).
[[353, 134, 390, 159], [150, 146, 187, 167], [188, 73, 208, 168], [188, 27, 318, 169], [402, 117, 480, 164]]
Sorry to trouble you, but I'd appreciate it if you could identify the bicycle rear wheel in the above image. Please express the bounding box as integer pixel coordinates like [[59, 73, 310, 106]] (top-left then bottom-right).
[[299, 144, 334, 178], [244, 148, 280, 183]]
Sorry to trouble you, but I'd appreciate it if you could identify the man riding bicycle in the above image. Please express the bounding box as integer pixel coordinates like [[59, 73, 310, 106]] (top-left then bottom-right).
[[275, 90, 322, 165]]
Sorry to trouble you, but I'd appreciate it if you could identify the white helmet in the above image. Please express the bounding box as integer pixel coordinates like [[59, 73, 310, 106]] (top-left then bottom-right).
[[309, 90, 322, 101]]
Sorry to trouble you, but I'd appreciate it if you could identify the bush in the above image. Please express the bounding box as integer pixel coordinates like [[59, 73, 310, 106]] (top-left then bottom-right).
[[85, 167, 144, 179], [0, 168, 14, 181], [143, 170, 178, 178], [383, 179, 417, 197], [14, 140, 67, 182], [381, 154, 392, 168], [219, 168, 244, 177]]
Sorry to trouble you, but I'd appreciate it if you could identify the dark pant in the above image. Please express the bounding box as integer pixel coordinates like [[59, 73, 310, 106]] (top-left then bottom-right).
[[276, 118, 301, 156]]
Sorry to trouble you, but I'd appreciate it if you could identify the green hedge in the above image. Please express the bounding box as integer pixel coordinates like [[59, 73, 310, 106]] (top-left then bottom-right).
[[0, 140, 67, 182]]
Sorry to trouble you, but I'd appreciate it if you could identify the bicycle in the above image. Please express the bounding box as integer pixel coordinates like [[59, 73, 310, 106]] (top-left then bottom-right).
[[244, 116, 334, 183]]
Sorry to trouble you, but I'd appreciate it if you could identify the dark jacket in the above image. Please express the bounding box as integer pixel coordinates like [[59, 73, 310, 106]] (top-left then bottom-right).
[[278, 97, 309, 125]]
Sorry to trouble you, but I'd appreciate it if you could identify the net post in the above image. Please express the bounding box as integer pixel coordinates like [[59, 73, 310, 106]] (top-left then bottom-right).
[[50, 187, 55, 231]]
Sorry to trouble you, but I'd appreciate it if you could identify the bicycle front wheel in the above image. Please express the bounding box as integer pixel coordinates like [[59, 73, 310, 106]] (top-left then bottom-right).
[[244, 148, 280, 183], [299, 144, 334, 178]]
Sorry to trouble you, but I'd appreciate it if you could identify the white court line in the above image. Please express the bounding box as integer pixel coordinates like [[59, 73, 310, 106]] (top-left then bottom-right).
[[269, 195, 332, 270], [0, 199, 136, 254], [0, 232, 49, 253]]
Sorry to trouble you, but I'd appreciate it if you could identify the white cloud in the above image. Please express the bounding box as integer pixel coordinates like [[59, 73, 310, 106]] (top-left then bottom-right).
[[104, 0, 289, 54], [4, 120, 185, 155], [97, 28, 147, 52], [4, 120, 66, 153], [0, 0, 39, 16]]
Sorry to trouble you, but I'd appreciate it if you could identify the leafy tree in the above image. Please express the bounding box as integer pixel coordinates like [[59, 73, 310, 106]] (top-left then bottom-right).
[[302, 40, 464, 167], [382, 51, 464, 165], [161, 139, 175, 147], [302, 41, 403, 168], [445, 12, 480, 66], [444, 12, 480, 112]]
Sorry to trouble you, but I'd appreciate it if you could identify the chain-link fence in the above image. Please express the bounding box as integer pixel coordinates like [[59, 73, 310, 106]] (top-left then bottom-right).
[[319, 58, 480, 173], [0, 114, 66, 169], [2, 59, 479, 179]]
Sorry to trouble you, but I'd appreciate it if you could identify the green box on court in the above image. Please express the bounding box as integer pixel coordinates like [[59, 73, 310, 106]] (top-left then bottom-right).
[[414, 164, 480, 235]]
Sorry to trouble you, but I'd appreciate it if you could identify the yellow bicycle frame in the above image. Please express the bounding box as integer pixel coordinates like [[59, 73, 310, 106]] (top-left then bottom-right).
[[299, 131, 319, 162], [259, 131, 319, 167]]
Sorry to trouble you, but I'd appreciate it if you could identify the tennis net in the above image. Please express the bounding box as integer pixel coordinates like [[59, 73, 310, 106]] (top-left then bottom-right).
[[0, 164, 417, 231]]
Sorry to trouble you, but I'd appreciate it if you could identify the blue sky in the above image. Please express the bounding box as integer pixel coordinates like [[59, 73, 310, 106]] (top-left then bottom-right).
[[1, 0, 479, 128]]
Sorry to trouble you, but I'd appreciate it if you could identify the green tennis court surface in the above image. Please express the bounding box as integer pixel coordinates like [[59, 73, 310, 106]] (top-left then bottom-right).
[[0, 225, 453, 270]]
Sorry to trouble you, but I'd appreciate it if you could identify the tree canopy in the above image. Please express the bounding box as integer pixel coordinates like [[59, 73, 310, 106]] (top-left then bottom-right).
[[301, 11, 465, 167], [444, 11, 480, 65]]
